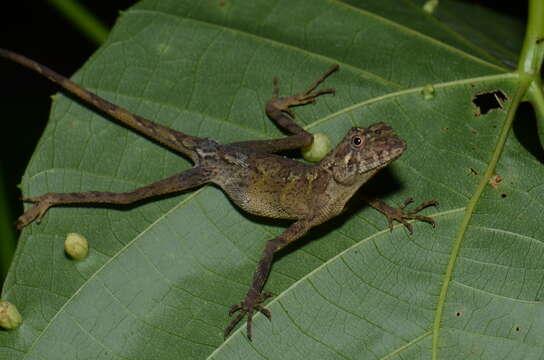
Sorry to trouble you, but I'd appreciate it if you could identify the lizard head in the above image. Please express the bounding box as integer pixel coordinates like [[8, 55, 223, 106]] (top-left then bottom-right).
[[319, 122, 406, 185]]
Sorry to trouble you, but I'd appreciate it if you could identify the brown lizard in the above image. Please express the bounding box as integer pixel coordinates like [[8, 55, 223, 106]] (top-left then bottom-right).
[[0, 48, 437, 340]]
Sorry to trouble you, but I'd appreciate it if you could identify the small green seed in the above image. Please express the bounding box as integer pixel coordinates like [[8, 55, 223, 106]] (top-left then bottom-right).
[[302, 132, 332, 162], [65, 232, 89, 260], [0, 301, 22, 330]]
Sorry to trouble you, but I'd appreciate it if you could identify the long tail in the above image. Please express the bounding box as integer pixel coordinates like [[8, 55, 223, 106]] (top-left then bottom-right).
[[0, 48, 201, 161]]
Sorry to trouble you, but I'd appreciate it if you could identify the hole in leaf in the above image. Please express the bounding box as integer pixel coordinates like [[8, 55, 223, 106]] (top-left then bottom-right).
[[472, 90, 508, 115], [501, 193, 507, 198], [455, 312, 462, 317]]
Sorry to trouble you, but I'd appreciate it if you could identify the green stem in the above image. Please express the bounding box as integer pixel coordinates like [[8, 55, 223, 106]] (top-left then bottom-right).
[[47, 0, 109, 45], [518, 0, 544, 76], [519, 0, 544, 145]]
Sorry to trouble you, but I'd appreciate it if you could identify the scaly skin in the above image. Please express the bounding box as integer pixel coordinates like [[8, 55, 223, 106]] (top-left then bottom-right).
[[0, 49, 437, 340]]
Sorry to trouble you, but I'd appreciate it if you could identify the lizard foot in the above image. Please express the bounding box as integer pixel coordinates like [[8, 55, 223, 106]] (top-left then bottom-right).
[[270, 64, 339, 118], [224, 291, 273, 340], [380, 197, 438, 234], [16, 195, 54, 230]]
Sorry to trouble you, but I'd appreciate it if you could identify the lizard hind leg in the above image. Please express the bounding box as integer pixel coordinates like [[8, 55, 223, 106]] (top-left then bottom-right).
[[224, 219, 316, 340], [16, 167, 214, 230]]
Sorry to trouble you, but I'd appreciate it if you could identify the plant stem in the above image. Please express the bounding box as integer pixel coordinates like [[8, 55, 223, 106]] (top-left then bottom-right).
[[519, 0, 544, 145], [518, 0, 544, 76], [47, 0, 109, 45]]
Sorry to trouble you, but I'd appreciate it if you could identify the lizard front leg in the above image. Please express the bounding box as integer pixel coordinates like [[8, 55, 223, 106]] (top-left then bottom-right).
[[17, 167, 213, 230], [230, 64, 339, 153], [364, 196, 438, 234], [224, 218, 317, 340]]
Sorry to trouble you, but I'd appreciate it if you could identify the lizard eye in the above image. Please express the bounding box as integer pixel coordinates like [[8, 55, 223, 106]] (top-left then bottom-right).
[[351, 135, 365, 149]]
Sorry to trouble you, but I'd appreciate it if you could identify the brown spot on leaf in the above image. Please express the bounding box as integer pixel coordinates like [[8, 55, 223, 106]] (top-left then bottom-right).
[[489, 174, 503, 189], [472, 90, 508, 116]]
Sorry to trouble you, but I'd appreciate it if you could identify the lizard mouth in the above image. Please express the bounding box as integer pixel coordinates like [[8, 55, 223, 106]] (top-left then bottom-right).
[[385, 137, 406, 160]]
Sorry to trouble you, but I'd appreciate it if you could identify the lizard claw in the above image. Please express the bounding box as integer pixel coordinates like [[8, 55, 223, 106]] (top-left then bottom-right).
[[386, 198, 438, 234], [255, 305, 271, 320], [224, 291, 273, 340]]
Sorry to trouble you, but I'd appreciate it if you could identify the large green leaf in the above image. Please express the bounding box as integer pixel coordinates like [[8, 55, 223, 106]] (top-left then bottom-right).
[[2, 0, 543, 359]]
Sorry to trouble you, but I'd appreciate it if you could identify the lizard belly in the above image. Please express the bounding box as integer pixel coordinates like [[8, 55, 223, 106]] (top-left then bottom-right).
[[212, 148, 329, 220], [222, 179, 311, 219]]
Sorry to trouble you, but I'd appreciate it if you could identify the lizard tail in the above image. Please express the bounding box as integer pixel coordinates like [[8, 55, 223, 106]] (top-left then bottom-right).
[[0, 48, 202, 161]]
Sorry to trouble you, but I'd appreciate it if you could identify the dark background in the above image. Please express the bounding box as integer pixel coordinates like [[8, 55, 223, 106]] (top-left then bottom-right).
[[0, 1, 528, 280], [0, 1, 135, 237]]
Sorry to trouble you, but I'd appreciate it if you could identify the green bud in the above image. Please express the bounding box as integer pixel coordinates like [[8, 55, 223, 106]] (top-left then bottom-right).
[[302, 132, 332, 162], [0, 301, 22, 330], [65, 232, 89, 260]]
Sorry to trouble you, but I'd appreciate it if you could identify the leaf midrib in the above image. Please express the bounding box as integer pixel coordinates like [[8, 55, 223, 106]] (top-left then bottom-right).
[[430, 73, 531, 359]]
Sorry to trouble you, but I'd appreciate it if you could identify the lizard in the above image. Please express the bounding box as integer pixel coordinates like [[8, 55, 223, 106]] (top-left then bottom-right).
[[0, 48, 437, 340]]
